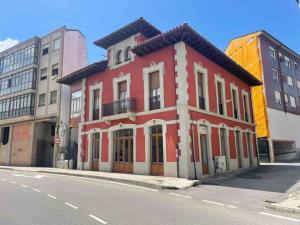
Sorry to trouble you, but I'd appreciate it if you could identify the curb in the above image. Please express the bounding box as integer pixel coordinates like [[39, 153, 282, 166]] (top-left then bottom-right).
[[0, 167, 198, 190], [266, 202, 300, 215]]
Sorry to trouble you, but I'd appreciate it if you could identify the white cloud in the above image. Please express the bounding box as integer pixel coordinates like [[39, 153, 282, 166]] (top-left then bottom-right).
[[0, 38, 19, 52]]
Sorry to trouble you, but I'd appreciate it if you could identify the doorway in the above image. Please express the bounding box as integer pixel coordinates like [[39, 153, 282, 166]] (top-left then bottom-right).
[[235, 130, 243, 169], [91, 132, 100, 171], [199, 125, 209, 175], [150, 125, 164, 176], [112, 129, 133, 173]]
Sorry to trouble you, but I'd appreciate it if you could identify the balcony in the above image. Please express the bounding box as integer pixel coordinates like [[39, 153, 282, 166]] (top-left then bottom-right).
[[102, 98, 136, 121]]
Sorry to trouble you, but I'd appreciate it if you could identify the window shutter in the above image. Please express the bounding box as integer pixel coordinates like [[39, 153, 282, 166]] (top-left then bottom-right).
[[149, 71, 160, 89]]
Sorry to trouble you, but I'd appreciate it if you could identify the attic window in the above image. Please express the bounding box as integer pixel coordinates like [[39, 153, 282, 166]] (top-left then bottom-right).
[[124, 47, 131, 61], [116, 50, 122, 65]]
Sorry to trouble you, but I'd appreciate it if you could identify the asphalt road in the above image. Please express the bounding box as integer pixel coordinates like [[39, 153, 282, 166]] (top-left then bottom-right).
[[0, 164, 300, 225]]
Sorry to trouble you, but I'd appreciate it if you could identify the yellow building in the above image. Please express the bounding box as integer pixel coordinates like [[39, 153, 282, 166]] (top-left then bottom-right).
[[226, 31, 300, 162]]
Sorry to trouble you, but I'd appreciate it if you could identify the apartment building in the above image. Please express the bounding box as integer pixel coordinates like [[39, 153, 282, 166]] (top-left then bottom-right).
[[58, 18, 260, 178], [226, 31, 300, 162], [0, 27, 88, 167]]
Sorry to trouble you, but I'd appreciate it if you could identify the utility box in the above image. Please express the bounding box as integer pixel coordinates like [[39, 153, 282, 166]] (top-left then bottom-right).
[[215, 156, 227, 173]]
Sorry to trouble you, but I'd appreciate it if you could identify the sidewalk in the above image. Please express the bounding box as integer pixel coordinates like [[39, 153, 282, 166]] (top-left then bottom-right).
[[0, 166, 199, 190], [266, 190, 300, 214]]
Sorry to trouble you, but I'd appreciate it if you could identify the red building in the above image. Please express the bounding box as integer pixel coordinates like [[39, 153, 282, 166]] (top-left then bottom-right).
[[58, 18, 261, 179]]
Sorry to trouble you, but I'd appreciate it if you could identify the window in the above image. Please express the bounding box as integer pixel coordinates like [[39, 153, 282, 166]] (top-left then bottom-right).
[[1, 127, 10, 145], [269, 47, 276, 60], [39, 94, 46, 106], [150, 125, 164, 163], [92, 89, 100, 120], [274, 91, 282, 104], [284, 56, 291, 68], [42, 44, 49, 55], [70, 91, 81, 118], [290, 96, 296, 108], [242, 92, 250, 122], [295, 62, 298, 70], [92, 133, 100, 160], [0, 45, 38, 74], [53, 38, 61, 51], [284, 94, 289, 103], [52, 64, 59, 76], [40, 68, 47, 80], [272, 68, 279, 82], [124, 47, 131, 61], [0, 93, 35, 119], [297, 80, 300, 89], [231, 88, 239, 119], [197, 72, 206, 110], [149, 71, 161, 110], [216, 81, 225, 115], [50, 90, 57, 104], [116, 50, 122, 65], [287, 76, 294, 87]]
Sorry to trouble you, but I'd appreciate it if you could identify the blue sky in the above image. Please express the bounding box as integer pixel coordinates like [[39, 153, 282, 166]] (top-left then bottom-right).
[[1, 0, 299, 63]]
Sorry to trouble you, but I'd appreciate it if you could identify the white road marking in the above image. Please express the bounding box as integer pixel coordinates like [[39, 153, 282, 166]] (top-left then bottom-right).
[[65, 202, 78, 209], [47, 194, 57, 199], [226, 204, 237, 209], [202, 200, 224, 206], [20, 184, 28, 188], [0, 178, 6, 181], [9, 181, 16, 184], [89, 214, 107, 224], [50, 173, 159, 192], [169, 192, 192, 199], [11, 174, 49, 179], [259, 212, 300, 222], [33, 188, 41, 192]]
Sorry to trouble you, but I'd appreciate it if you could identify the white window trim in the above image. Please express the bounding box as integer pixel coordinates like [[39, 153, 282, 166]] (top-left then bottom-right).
[[269, 46, 276, 60], [113, 73, 131, 101], [230, 83, 240, 120], [89, 82, 103, 121], [284, 56, 291, 68], [218, 124, 231, 171], [144, 119, 167, 175], [215, 74, 227, 116], [287, 75, 294, 87], [194, 62, 209, 110], [143, 62, 165, 111], [242, 90, 251, 122], [272, 68, 279, 82], [274, 90, 282, 105], [290, 96, 296, 108]]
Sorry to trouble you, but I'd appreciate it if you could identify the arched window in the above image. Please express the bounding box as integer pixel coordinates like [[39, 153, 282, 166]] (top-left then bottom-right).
[[116, 50, 122, 65], [124, 47, 131, 61]]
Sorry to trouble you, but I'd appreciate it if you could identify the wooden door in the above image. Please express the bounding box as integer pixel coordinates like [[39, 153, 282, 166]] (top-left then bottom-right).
[[200, 131, 209, 175], [91, 133, 100, 171], [113, 129, 133, 173], [150, 125, 164, 176]]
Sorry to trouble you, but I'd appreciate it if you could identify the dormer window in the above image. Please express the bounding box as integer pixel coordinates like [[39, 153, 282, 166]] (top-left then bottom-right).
[[116, 50, 122, 65], [124, 47, 131, 61]]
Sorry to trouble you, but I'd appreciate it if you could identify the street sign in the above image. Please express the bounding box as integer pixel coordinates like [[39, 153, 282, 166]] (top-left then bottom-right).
[[55, 137, 61, 144]]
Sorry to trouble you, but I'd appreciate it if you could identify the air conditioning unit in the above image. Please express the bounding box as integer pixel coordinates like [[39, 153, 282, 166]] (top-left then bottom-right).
[[215, 156, 227, 173]]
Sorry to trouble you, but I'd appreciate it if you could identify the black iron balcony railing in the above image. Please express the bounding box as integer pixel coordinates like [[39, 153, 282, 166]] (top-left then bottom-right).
[[102, 98, 136, 117], [0, 106, 34, 120]]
